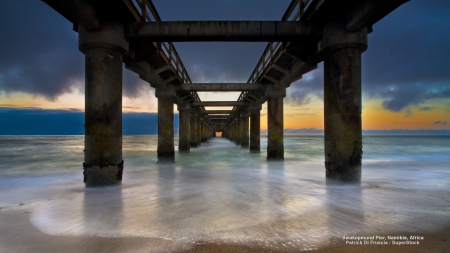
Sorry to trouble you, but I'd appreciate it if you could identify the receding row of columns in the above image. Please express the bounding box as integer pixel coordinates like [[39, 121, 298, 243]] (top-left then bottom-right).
[[79, 21, 365, 187], [178, 109, 215, 153], [223, 108, 259, 152]]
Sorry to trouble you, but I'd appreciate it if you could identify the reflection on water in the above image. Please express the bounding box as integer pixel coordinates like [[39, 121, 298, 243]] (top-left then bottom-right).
[[0, 135, 448, 251]]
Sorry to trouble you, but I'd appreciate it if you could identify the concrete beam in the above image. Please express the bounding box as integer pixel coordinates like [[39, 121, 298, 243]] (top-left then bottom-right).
[[200, 110, 237, 114], [191, 101, 248, 107], [208, 119, 230, 121], [180, 83, 262, 91], [126, 21, 320, 42], [205, 115, 230, 118]]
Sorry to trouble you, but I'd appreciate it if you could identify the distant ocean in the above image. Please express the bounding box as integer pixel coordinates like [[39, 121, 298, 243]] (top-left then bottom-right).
[[0, 135, 449, 251]]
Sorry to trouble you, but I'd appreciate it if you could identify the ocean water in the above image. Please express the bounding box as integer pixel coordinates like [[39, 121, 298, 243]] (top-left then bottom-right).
[[0, 135, 449, 251]]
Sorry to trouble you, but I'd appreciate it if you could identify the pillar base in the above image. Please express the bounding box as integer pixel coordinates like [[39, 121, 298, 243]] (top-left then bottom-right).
[[157, 151, 175, 162], [325, 140, 362, 183], [267, 151, 284, 161], [325, 167, 361, 184], [190, 143, 198, 148], [249, 147, 260, 153], [83, 161, 123, 187], [241, 144, 249, 148], [178, 147, 190, 153]]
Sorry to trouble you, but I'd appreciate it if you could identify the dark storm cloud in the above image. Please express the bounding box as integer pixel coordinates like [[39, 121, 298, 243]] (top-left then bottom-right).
[[286, 63, 324, 105], [1, 0, 449, 110], [0, 1, 82, 99], [362, 1, 450, 111], [0, 1, 153, 100], [378, 82, 450, 112], [123, 68, 151, 98], [286, 1, 450, 111]]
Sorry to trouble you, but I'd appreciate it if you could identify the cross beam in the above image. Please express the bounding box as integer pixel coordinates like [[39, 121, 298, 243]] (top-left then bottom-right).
[[180, 83, 262, 91], [200, 110, 237, 114], [192, 101, 247, 107], [126, 21, 319, 42], [205, 115, 230, 118]]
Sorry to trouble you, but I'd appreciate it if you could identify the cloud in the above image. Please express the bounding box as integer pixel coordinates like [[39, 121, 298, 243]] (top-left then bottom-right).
[[1, 0, 449, 113], [433, 121, 447, 126], [379, 82, 450, 112], [0, 1, 82, 100], [0, 1, 155, 101], [286, 64, 324, 105], [362, 1, 450, 111], [175, 42, 267, 83], [123, 68, 152, 98]]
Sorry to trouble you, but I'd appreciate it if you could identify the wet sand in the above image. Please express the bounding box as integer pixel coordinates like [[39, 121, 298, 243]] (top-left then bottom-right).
[[1, 208, 448, 253]]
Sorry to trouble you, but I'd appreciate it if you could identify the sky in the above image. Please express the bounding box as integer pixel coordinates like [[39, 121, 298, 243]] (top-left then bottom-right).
[[0, 0, 449, 134]]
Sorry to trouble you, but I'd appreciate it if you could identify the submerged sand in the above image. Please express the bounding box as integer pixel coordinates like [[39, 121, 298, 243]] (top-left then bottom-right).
[[1, 206, 448, 253]]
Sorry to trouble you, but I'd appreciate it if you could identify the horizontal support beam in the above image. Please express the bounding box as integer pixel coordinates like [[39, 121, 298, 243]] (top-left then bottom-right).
[[208, 117, 230, 120], [205, 115, 230, 118], [180, 83, 262, 91], [200, 110, 237, 114], [127, 21, 320, 42], [192, 101, 248, 107]]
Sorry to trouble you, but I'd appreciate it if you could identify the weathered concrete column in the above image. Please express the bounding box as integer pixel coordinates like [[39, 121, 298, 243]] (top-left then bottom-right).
[[190, 112, 198, 148], [156, 84, 176, 162], [201, 120, 207, 142], [231, 123, 234, 141], [321, 22, 367, 183], [79, 23, 128, 186], [266, 84, 285, 160], [249, 105, 261, 153], [197, 117, 202, 146], [235, 116, 242, 145], [177, 104, 190, 153], [241, 111, 250, 148]]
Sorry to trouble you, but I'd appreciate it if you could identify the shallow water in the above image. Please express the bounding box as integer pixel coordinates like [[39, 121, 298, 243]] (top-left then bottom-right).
[[0, 135, 449, 251]]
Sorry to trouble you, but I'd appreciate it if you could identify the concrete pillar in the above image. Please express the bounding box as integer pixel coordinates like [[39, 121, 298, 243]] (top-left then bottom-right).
[[233, 120, 237, 142], [266, 84, 285, 160], [178, 104, 190, 153], [235, 116, 241, 145], [321, 22, 367, 183], [155, 84, 177, 162], [190, 112, 198, 148], [197, 117, 202, 146], [230, 121, 235, 142], [157, 96, 174, 161], [250, 106, 261, 153], [201, 120, 207, 142], [241, 111, 250, 148], [79, 23, 128, 186]]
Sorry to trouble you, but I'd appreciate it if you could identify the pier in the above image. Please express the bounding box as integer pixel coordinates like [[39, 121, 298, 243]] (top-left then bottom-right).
[[42, 0, 408, 186]]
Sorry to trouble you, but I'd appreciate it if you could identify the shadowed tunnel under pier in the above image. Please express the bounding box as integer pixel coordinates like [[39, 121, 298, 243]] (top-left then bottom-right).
[[41, 0, 409, 186]]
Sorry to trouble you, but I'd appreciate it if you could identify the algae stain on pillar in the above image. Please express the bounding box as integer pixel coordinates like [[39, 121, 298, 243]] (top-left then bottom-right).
[[322, 22, 367, 184], [79, 23, 128, 186]]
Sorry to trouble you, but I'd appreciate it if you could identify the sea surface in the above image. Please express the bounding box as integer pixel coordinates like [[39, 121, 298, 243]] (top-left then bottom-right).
[[0, 135, 449, 251]]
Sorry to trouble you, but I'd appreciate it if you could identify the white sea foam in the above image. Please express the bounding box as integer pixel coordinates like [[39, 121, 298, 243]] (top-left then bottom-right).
[[0, 135, 449, 251]]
